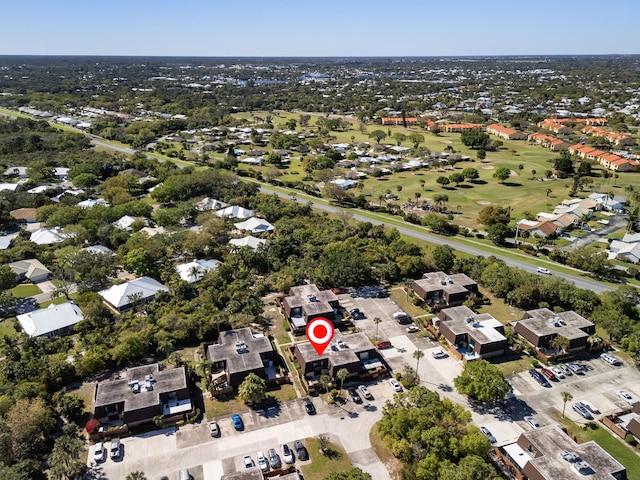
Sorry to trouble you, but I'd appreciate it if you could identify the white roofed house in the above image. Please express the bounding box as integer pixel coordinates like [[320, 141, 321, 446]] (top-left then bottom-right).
[[99, 276, 169, 313], [233, 217, 275, 235], [77, 198, 109, 209], [195, 197, 228, 212], [607, 240, 640, 264], [30, 227, 73, 245], [228, 236, 267, 251], [113, 215, 147, 231], [215, 205, 254, 219], [17, 302, 84, 339], [175, 259, 221, 283]]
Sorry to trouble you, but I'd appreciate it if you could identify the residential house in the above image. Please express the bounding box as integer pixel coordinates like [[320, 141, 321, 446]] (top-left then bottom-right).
[[513, 308, 595, 353], [228, 236, 267, 251], [553, 202, 592, 221], [77, 198, 109, 209], [486, 124, 527, 140], [175, 259, 220, 283], [98, 276, 169, 313], [83, 245, 114, 256], [3, 166, 28, 180], [7, 258, 50, 282], [381, 117, 418, 126], [93, 363, 191, 427], [536, 212, 578, 230], [527, 133, 569, 151], [588, 193, 625, 212], [30, 227, 71, 245], [437, 306, 508, 359], [293, 331, 384, 386], [216, 205, 254, 219], [517, 219, 561, 239], [9, 208, 37, 224], [0, 232, 18, 251], [607, 240, 640, 264], [622, 232, 640, 244], [441, 123, 483, 133], [536, 120, 573, 134], [0, 183, 19, 192], [195, 197, 228, 212], [282, 284, 341, 333], [582, 126, 636, 146], [16, 302, 83, 338], [206, 327, 277, 387], [411, 272, 479, 309], [113, 215, 140, 231], [234, 217, 275, 235], [497, 425, 626, 480]]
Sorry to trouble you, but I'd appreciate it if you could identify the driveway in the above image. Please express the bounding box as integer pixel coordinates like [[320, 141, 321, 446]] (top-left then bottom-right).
[[559, 213, 627, 251]]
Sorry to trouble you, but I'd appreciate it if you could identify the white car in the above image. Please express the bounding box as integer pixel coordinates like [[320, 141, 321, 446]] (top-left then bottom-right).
[[208, 421, 220, 437], [281, 443, 295, 464], [256, 451, 269, 472], [358, 385, 373, 400], [524, 416, 541, 429], [549, 366, 565, 379], [536, 267, 551, 275], [389, 378, 402, 392], [243, 455, 254, 469], [616, 390, 636, 405], [93, 441, 106, 462], [432, 348, 447, 359], [600, 353, 620, 366]]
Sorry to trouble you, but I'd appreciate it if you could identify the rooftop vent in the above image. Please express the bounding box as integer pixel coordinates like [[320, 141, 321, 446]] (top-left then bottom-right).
[[573, 461, 594, 476], [234, 341, 248, 354], [561, 450, 581, 463], [441, 280, 448, 285], [307, 294, 317, 302], [549, 317, 565, 328], [466, 316, 475, 324]]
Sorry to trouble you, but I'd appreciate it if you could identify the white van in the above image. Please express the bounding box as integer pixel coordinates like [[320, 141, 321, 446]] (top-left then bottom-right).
[[179, 469, 193, 480], [109, 438, 120, 459]]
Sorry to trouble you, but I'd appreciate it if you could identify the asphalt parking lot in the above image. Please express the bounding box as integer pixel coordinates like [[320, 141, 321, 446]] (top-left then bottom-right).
[[508, 352, 640, 429], [88, 381, 397, 480]]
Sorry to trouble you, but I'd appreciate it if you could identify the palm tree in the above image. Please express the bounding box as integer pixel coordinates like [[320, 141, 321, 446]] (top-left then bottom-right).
[[373, 317, 382, 340], [156, 338, 176, 358], [419, 179, 426, 191], [413, 350, 425, 373], [561, 391, 573, 418], [320, 374, 331, 393], [167, 351, 183, 368], [336, 368, 349, 396]]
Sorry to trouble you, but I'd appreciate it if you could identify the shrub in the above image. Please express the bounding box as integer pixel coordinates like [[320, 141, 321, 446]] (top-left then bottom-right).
[[85, 419, 100, 435]]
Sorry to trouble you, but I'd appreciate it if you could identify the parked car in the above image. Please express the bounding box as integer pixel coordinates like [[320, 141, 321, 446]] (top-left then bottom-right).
[[389, 378, 402, 392], [536, 267, 551, 275], [480, 426, 496, 443], [232, 413, 244, 431], [208, 421, 220, 437], [549, 366, 565, 379], [295, 440, 309, 461], [573, 402, 593, 420], [529, 369, 550, 387], [93, 441, 106, 463], [282, 444, 295, 464], [580, 400, 600, 414], [376, 340, 392, 350], [406, 324, 420, 333], [376, 290, 389, 298], [540, 367, 557, 382], [348, 387, 362, 403], [109, 438, 120, 460], [358, 385, 373, 400], [302, 397, 316, 415], [268, 448, 282, 469], [349, 308, 365, 319], [393, 312, 411, 325], [600, 352, 620, 366], [432, 348, 447, 359], [617, 390, 636, 405], [524, 416, 541, 429], [256, 451, 269, 472], [558, 364, 572, 376], [566, 363, 583, 374], [243, 455, 255, 469], [332, 288, 347, 294]]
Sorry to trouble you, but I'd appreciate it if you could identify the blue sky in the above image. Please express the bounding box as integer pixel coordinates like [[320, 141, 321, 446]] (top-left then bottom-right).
[[1, 0, 639, 56]]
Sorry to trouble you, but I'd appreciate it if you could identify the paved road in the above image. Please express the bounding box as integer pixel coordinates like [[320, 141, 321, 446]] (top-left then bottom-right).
[[261, 187, 615, 294]]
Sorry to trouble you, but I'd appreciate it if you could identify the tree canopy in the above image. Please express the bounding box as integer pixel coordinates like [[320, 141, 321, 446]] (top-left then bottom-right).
[[453, 360, 512, 402]]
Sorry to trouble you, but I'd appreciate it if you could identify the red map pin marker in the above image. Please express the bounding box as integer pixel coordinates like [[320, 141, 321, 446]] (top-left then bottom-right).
[[306, 317, 334, 356]]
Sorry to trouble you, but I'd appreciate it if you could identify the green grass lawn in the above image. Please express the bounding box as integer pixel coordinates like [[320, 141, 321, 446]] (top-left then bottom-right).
[[300, 437, 354, 480], [203, 395, 249, 419], [560, 418, 640, 480], [38, 296, 69, 308], [0, 319, 17, 337], [8, 283, 41, 298], [476, 288, 523, 324]]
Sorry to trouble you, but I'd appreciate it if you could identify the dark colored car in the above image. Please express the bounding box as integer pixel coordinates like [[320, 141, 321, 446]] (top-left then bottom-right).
[[349, 308, 365, 319], [348, 387, 362, 403], [302, 397, 316, 415], [540, 367, 557, 382], [529, 369, 550, 387], [295, 440, 309, 461]]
